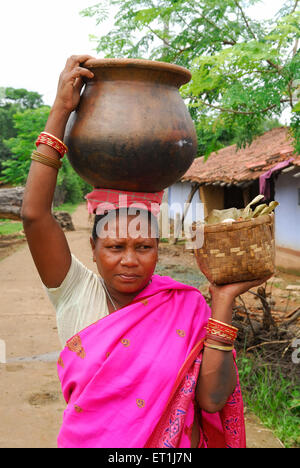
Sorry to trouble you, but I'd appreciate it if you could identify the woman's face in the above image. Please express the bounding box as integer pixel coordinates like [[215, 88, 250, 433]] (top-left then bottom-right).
[[91, 212, 158, 296]]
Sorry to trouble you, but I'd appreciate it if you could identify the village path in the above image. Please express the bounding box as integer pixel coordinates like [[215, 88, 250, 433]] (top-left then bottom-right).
[[0, 204, 284, 448]]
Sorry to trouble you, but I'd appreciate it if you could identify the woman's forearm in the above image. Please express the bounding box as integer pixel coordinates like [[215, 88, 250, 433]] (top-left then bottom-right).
[[196, 276, 272, 413], [22, 55, 94, 221], [196, 294, 237, 413], [44, 105, 70, 141], [21, 55, 94, 288], [21, 107, 70, 220]]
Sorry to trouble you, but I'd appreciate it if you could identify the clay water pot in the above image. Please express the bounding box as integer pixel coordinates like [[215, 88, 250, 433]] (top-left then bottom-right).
[[64, 58, 197, 192]]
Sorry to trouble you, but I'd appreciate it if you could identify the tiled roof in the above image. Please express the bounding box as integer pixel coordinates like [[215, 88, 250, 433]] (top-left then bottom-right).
[[182, 127, 300, 184]]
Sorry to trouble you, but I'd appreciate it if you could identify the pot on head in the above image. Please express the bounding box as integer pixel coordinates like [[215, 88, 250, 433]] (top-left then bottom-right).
[[63, 58, 198, 192]]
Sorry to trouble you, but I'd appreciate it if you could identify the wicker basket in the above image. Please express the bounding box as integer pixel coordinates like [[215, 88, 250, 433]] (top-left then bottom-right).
[[194, 214, 275, 285]]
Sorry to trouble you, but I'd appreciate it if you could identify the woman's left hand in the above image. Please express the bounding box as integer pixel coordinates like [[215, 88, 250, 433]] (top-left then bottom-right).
[[209, 275, 272, 303], [53, 55, 95, 115]]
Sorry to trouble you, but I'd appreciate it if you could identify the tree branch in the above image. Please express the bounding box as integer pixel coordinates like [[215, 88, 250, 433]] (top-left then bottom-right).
[[200, 14, 237, 46], [191, 97, 290, 115], [186, 0, 238, 46], [291, 0, 299, 14], [266, 59, 283, 73], [233, 0, 257, 40], [238, 295, 256, 335], [233, 0, 282, 73], [293, 38, 299, 57], [246, 340, 291, 352], [172, 45, 195, 60], [144, 24, 175, 50]]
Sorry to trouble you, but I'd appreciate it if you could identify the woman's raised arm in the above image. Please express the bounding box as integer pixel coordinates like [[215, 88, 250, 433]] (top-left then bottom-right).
[[21, 55, 94, 288], [196, 277, 271, 413]]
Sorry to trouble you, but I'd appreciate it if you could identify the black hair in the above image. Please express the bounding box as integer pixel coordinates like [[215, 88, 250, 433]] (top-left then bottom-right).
[[92, 208, 159, 242]]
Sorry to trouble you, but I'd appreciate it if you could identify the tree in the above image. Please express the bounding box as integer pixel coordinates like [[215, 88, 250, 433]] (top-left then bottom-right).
[[0, 87, 44, 109], [1, 106, 51, 185], [0, 87, 44, 172], [1, 106, 92, 204], [81, 0, 300, 156]]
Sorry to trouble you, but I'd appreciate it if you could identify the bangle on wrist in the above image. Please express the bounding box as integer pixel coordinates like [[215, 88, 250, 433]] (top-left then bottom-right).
[[205, 318, 238, 346], [205, 334, 234, 345], [203, 342, 234, 352], [35, 131, 68, 158], [31, 150, 62, 170]]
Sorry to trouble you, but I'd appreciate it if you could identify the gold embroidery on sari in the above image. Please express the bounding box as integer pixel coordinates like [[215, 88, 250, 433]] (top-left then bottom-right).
[[136, 399, 145, 408], [67, 335, 86, 359], [176, 329, 186, 337], [57, 356, 64, 368], [121, 339, 130, 347], [141, 299, 148, 306], [74, 405, 83, 413]]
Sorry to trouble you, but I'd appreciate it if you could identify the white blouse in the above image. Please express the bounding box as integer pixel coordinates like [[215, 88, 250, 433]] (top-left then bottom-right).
[[45, 254, 109, 347]]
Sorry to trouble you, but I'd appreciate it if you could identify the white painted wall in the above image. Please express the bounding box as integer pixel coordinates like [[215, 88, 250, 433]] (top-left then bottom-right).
[[168, 182, 204, 224], [275, 168, 300, 251]]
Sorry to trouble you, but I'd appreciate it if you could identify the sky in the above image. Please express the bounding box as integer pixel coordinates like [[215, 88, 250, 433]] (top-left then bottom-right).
[[0, 0, 289, 110]]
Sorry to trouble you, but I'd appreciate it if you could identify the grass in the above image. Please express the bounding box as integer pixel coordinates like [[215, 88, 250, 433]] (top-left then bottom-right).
[[0, 219, 23, 236], [237, 353, 300, 448], [0, 203, 79, 236], [276, 266, 300, 277], [53, 202, 80, 214]]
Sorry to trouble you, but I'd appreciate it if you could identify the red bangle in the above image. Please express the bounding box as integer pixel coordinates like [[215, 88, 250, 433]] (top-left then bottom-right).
[[205, 318, 238, 343], [36, 132, 68, 158]]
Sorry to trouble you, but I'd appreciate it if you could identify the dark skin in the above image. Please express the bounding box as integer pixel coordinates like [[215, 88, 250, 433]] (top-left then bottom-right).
[[90, 215, 159, 313], [22, 57, 271, 438], [21, 55, 95, 288]]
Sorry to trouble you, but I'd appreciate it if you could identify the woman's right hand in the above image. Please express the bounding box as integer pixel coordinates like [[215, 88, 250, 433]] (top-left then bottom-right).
[[52, 54, 95, 115]]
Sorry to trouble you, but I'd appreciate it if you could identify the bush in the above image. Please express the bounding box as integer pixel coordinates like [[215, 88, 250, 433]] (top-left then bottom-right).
[[237, 353, 300, 448], [0, 106, 92, 204], [57, 159, 92, 205]]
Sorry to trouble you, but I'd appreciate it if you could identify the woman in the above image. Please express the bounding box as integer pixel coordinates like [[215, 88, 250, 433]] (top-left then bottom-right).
[[22, 55, 269, 448]]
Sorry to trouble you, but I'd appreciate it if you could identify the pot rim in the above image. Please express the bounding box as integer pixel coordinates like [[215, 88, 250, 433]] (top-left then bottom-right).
[[84, 57, 192, 85]]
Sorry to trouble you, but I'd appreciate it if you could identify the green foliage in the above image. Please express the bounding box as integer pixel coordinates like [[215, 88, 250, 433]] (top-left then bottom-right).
[[81, 0, 300, 155], [291, 113, 300, 153], [0, 87, 45, 172], [237, 353, 300, 448], [0, 219, 23, 236], [1, 105, 92, 204], [1, 106, 50, 185], [0, 87, 44, 109], [53, 202, 81, 214], [57, 158, 92, 205]]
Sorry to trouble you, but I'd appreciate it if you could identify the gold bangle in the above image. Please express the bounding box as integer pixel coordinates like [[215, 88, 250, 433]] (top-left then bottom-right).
[[31, 151, 62, 170], [31, 151, 62, 169], [204, 342, 234, 352], [33, 149, 62, 162]]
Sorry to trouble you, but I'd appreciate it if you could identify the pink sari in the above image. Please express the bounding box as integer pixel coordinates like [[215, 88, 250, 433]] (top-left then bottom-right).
[[57, 275, 246, 448]]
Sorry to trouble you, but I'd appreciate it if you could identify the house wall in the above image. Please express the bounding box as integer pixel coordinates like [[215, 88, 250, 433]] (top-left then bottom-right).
[[275, 168, 300, 252], [200, 185, 224, 218], [168, 182, 204, 223]]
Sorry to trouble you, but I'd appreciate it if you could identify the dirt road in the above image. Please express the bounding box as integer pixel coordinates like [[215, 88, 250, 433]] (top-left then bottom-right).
[[0, 204, 284, 448]]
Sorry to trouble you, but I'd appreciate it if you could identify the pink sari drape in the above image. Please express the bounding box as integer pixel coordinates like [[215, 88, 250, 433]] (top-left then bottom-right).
[[57, 275, 246, 448]]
